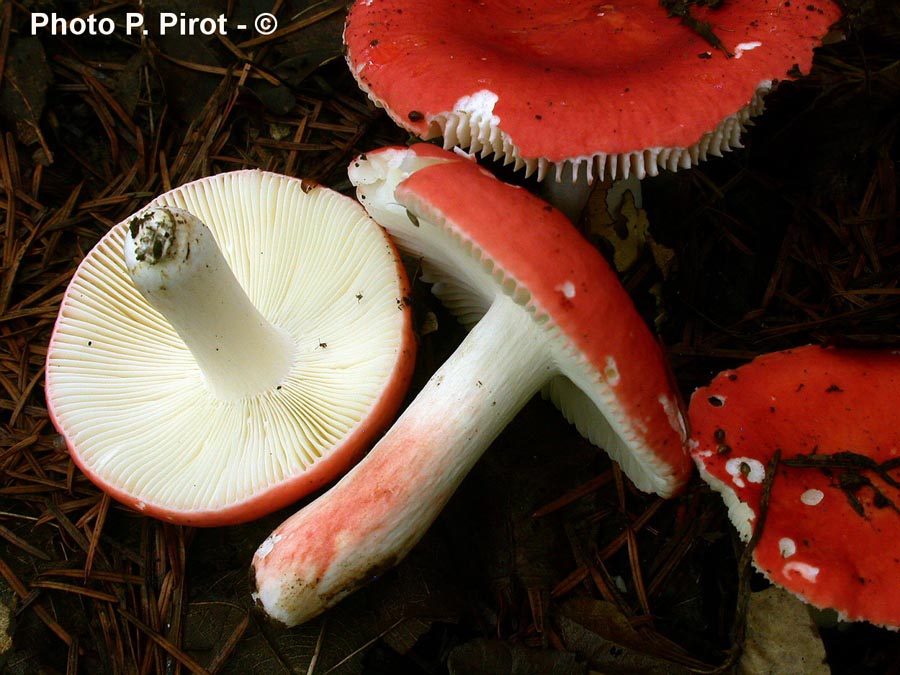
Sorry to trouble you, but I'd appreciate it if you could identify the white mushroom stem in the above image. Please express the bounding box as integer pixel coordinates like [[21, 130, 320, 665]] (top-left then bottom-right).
[[124, 206, 293, 401], [252, 291, 553, 625], [539, 174, 594, 224], [540, 173, 642, 225]]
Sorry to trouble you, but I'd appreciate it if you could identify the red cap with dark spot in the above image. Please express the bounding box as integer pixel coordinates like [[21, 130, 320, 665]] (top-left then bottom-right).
[[345, 0, 841, 181], [690, 345, 900, 628]]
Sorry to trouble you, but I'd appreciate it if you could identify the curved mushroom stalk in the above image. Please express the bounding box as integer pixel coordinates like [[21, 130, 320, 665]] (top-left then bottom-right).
[[125, 206, 294, 401], [251, 145, 691, 626], [253, 293, 550, 623]]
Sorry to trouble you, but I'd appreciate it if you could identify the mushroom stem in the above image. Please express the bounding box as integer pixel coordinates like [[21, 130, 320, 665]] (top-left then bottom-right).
[[539, 173, 594, 224], [124, 206, 293, 401], [540, 173, 642, 225], [252, 291, 553, 625]]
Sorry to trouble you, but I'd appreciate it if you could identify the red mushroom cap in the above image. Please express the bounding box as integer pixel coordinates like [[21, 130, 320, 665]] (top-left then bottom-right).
[[689, 345, 900, 628], [251, 144, 693, 626], [355, 143, 692, 496], [345, 0, 841, 180]]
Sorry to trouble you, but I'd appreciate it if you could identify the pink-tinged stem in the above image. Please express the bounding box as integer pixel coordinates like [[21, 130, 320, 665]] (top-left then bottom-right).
[[252, 293, 552, 625]]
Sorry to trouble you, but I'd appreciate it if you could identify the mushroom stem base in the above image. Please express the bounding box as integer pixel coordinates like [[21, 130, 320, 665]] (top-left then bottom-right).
[[252, 292, 554, 625]]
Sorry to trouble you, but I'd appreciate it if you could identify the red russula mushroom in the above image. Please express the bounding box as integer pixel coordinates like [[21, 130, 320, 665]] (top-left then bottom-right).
[[689, 345, 900, 628], [344, 0, 841, 185], [251, 144, 691, 625], [45, 171, 415, 526]]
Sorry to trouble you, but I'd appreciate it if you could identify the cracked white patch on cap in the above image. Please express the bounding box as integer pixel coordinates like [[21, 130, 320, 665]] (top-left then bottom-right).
[[453, 90, 500, 126], [801, 488, 825, 506], [779, 537, 797, 558], [725, 457, 765, 489], [783, 561, 820, 583]]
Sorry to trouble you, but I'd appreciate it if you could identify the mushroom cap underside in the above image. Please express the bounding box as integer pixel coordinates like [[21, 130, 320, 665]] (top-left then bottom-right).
[[352, 144, 692, 496], [45, 170, 415, 526]]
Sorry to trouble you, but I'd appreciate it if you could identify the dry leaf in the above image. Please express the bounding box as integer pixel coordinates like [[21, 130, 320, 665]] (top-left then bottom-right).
[[595, 189, 650, 272], [447, 638, 587, 675], [555, 598, 693, 675], [737, 587, 830, 675], [0, 579, 15, 670]]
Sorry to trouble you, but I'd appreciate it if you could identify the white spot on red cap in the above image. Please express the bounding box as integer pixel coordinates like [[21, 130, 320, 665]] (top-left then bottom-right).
[[659, 393, 687, 441], [783, 561, 820, 583], [604, 356, 620, 386], [779, 537, 797, 558], [555, 281, 576, 299], [801, 488, 824, 506], [725, 457, 765, 488], [734, 41, 763, 59]]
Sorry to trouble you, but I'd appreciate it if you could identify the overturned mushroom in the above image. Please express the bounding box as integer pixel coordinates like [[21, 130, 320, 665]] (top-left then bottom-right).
[[45, 171, 415, 526], [251, 144, 691, 626], [690, 345, 900, 629]]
